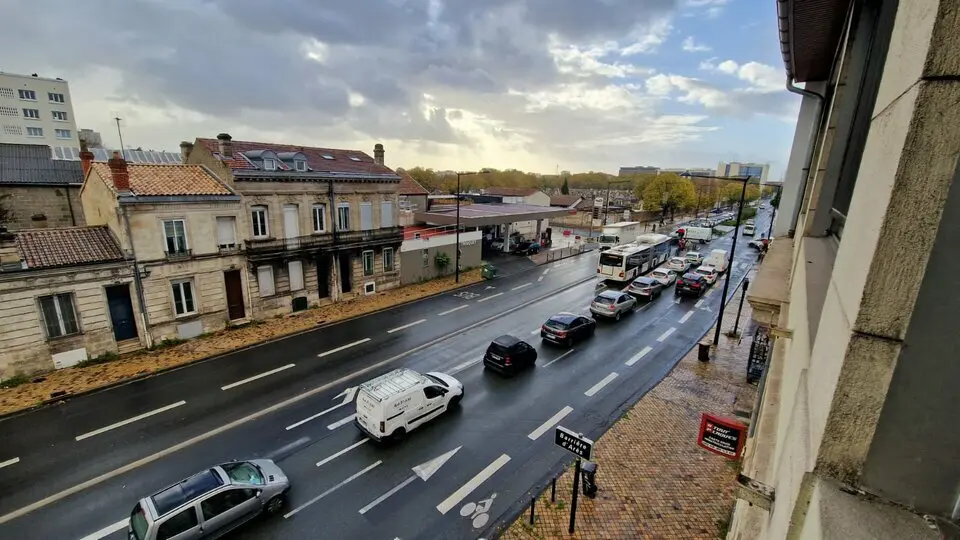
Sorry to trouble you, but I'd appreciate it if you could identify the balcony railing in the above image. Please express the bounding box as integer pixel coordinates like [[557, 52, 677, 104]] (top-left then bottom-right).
[[164, 248, 193, 260], [245, 227, 403, 257]]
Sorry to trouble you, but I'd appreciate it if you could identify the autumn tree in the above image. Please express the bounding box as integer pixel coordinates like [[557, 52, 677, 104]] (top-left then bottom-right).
[[642, 174, 696, 221], [721, 182, 744, 207]]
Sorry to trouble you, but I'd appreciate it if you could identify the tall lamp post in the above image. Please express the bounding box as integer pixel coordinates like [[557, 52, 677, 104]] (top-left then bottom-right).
[[455, 170, 489, 283], [603, 179, 631, 226]]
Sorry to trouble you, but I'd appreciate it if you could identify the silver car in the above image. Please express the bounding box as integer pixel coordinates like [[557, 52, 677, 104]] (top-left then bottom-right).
[[128, 460, 290, 540], [590, 290, 636, 321]]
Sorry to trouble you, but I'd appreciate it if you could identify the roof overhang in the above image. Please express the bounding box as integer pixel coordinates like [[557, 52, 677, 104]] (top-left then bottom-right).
[[233, 170, 400, 182], [119, 194, 242, 205], [414, 203, 572, 227], [778, 0, 852, 82]]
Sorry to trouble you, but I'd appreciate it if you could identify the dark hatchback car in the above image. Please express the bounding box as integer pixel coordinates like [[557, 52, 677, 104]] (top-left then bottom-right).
[[483, 335, 538, 374], [540, 312, 597, 348], [675, 273, 708, 297], [627, 276, 663, 301]]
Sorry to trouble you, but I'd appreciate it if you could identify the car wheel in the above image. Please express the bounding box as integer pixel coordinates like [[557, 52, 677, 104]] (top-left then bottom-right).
[[392, 428, 407, 441], [614, 311, 621, 321], [450, 392, 463, 406], [566, 337, 574, 348], [265, 494, 285, 515]]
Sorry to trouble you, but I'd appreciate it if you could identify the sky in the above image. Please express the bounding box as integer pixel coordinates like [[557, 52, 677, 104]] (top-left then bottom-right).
[[0, 0, 799, 178]]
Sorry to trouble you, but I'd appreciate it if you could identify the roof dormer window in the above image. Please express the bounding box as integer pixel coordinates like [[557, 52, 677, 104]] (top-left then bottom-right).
[[263, 158, 277, 171], [348, 156, 361, 162], [321, 154, 335, 160], [295, 159, 307, 171]]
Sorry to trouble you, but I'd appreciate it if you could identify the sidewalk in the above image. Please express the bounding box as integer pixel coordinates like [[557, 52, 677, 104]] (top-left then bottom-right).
[[501, 276, 759, 540]]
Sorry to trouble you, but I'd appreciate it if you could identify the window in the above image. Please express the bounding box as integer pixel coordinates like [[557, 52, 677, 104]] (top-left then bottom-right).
[[380, 201, 394, 228], [424, 386, 444, 399], [22, 108, 39, 119], [348, 156, 361, 162], [251, 206, 269, 238], [312, 204, 326, 233], [257, 266, 275, 297], [48, 92, 65, 103], [55, 129, 71, 139], [157, 507, 199, 540], [422, 249, 429, 268], [216, 216, 237, 249], [382, 247, 394, 271], [38, 293, 79, 338], [295, 159, 307, 171], [288, 260, 304, 291], [263, 158, 277, 171], [52, 110, 68, 121], [360, 202, 373, 231], [163, 219, 188, 255], [337, 203, 350, 231], [362, 250, 374, 276], [26, 127, 43, 137], [171, 280, 196, 316], [201, 489, 257, 520], [221, 462, 265, 485], [18, 89, 36, 100], [321, 154, 334, 160]]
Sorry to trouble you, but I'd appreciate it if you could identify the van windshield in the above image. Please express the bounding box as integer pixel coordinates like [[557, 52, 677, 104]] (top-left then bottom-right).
[[221, 461, 264, 485], [130, 504, 149, 540], [424, 373, 448, 387]]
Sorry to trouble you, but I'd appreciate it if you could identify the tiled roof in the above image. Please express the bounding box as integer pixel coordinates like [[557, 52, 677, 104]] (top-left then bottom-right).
[[88, 162, 233, 197], [549, 195, 583, 207], [16, 226, 125, 269], [483, 187, 541, 197], [397, 171, 429, 195], [0, 143, 83, 185], [195, 138, 396, 176]]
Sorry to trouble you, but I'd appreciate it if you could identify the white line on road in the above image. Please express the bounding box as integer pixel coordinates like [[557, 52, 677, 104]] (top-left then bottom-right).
[[625, 346, 653, 367], [657, 327, 676, 342], [679, 310, 694, 324], [359, 475, 417, 515], [286, 402, 350, 431], [477, 292, 504, 302], [531, 328, 541, 334], [437, 305, 468, 316], [542, 268, 550, 275], [527, 406, 573, 440], [387, 319, 427, 334], [537, 276, 544, 282], [584, 372, 619, 397], [285, 461, 382, 518], [221, 365, 295, 391], [694, 299, 705, 308], [449, 357, 482, 375], [327, 414, 356, 431], [436, 454, 511, 515], [75, 401, 187, 441], [318, 338, 371, 358], [78, 519, 127, 540], [0, 457, 19, 469], [511, 283, 532, 291], [317, 439, 369, 468], [542, 349, 574, 368]]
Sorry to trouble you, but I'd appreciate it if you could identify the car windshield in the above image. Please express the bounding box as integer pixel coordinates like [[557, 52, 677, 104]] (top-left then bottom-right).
[[221, 462, 265, 485], [425, 373, 448, 387], [652, 270, 667, 277], [130, 503, 149, 540]]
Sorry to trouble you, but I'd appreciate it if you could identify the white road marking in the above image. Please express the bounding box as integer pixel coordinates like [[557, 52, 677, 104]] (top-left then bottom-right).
[[327, 414, 356, 431], [266, 437, 310, 461], [583, 305, 592, 311], [537, 276, 544, 282], [657, 327, 676, 342], [542, 349, 574, 368], [694, 299, 705, 308], [437, 305, 468, 316], [0, 457, 19, 469], [542, 268, 550, 275], [285, 461, 382, 518], [477, 292, 504, 302], [75, 401, 187, 441], [625, 346, 653, 367], [449, 357, 482, 375], [78, 519, 127, 540], [527, 406, 574, 440], [436, 454, 511, 515], [511, 283, 532, 291], [387, 319, 427, 334], [316, 439, 369, 468], [679, 310, 694, 323], [221, 365, 295, 391], [286, 389, 357, 430], [584, 372, 619, 397], [317, 338, 371, 358], [359, 476, 416, 515], [531, 328, 541, 335]]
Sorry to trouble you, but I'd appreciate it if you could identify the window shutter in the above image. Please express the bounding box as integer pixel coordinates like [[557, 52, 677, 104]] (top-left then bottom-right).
[[257, 266, 275, 297], [381, 201, 394, 228], [216, 217, 236, 247], [288, 261, 304, 291], [360, 202, 373, 231]]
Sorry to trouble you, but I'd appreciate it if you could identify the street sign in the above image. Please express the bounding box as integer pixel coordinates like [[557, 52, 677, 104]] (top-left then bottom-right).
[[697, 413, 747, 459], [555, 426, 594, 461]]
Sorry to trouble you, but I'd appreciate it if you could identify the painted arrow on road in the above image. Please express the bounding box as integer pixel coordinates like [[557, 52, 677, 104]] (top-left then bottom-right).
[[358, 446, 462, 514], [285, 386, 357, 430]]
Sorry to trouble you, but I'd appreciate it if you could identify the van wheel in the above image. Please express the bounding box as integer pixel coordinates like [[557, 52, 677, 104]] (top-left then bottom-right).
[[450, 392, 463, 406], [392, 428, 407, 441], [265, 494, 285, 515], [614, 311, 621, 322]]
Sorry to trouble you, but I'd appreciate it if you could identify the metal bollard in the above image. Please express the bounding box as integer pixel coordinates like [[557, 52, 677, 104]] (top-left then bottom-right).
[[698, 340, 711, 362], [581, 461, 598, 498], [529, 496, 536, 525], [551, 478, 556, 502]]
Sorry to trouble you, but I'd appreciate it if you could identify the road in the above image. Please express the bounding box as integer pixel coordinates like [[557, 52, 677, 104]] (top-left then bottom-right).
[[0, 211, 770, 540]]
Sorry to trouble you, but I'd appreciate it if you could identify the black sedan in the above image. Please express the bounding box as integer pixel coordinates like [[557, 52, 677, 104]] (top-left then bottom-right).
[[626, 276, 664, 301], [483, 335, 538, 374], [540, 312, 597, 348]]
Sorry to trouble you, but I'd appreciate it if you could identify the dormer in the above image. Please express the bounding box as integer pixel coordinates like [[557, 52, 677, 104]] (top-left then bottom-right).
[[277, 151, 309, 172], [242, 149, 282, 171]]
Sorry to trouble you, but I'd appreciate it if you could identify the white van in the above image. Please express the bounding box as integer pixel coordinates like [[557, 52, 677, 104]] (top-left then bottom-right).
[[704, 249, 729, 273], [355, 368, 464, 442], [742, 224, 756, 236]]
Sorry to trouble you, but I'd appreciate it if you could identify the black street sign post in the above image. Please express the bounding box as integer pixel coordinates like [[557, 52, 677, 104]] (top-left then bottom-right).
[[555, 426, 595, 533]]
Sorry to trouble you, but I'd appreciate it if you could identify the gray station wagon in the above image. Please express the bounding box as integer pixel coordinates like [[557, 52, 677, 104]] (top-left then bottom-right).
[[128, 460, 290, 540]]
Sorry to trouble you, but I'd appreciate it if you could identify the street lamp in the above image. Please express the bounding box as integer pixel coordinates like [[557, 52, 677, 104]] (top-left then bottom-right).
[[455, 170, 489, 283], [603, 179, 631, 226]]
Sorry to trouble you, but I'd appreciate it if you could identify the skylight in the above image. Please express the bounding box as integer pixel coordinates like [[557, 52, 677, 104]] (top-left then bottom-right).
[[348, 156, 361, 162], [321, 154, 334, 160]]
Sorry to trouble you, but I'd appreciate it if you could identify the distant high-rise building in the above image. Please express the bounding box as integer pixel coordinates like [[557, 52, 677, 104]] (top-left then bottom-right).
[[618, 165, 659, 176], [78, 128, 103, 148], [0, 72, 79, 146], [716, 161, 770, 183]]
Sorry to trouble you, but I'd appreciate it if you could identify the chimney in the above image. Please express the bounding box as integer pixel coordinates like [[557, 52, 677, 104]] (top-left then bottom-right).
[[216, 133, 233, 158], [108, 151, 131, 193], [179, 141, 194, 164], [0, 226, 22, 269], [374, 143, 384, 166], [79, 139, 94, 178]]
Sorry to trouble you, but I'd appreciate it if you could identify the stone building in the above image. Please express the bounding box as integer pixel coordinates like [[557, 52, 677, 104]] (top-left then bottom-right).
[[0, 143, 85, 230]]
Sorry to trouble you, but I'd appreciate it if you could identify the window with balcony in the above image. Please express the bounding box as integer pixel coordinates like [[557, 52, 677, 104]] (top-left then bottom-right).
[[312, 204, 326, 233], [251, 206, 269, 238], [216, 216, 237, 250], [38, 293, 79, 338], [362, 250, 375, 276], [381, 201, 394, 228], [382, 247, 394, 272], [337, 203, 350, 231], [52, 110, 68, 121], [163, 219, 189, 256], [48, 92, 65, 103], [23, 108, 39, 119], [257, 266, 275, 296], [26, 127, 43, 137], [18, 89, 36, 100], [55, 129, 71, 139], [171, 280, 197, 316]]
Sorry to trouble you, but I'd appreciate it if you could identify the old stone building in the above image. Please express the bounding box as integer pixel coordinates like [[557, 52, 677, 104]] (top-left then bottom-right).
[[0, 143, 85, 230], [183, 134, 403, 317]]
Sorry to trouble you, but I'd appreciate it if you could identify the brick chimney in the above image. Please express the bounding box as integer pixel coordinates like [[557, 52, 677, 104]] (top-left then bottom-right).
[[79, 139, 94, 178], [108, 151, 131, 193], [374, 143, 384, 166], [216, 133, 233, 158], [179, 141, 194, 164]]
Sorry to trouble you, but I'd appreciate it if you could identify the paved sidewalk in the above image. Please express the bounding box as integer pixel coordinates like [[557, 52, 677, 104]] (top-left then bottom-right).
[[501, 277, 759, 540]]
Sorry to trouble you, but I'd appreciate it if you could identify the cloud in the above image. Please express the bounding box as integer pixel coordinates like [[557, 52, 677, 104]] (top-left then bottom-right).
[[619, 18, 674, 56], [701, 59, 785, 92], [682, 0, 728, 18], [681, 36, 711, 53], [645, 72, 795, 119]]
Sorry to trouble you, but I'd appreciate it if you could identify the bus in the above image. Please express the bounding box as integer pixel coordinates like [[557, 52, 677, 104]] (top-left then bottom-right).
[[597, 233, 672, 282], [597, 221, 641, 251]]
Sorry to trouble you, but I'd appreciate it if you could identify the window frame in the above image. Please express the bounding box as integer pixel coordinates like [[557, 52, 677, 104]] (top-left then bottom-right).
[[18, 89, 36, 101], [48, 92, 64, 103], [380, 200, 394, 228], [263, 158, 277, 171], [336, 202, 351, 231], [362, 250, 375, 276], [288, 260, 305, 291], [382, 247, 394, 272], [251, 206, 269, 238], [359, 201, 373, 231], [38, 293, 80, 339], [295, 159, 307, 171], [51, 110, 68, 121], [215, 216, 238, 249], [22, 108, 40, 119], [257, 265, 275, 297], [26, 127, 43, 138], [311, 204, 326, 233], [162, 219, 189, 255], [171, 279, 197, 317], [55, 129, 71, 139]]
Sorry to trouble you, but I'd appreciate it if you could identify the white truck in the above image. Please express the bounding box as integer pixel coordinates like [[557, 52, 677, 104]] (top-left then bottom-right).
[[598, 221, 641, 250], [704, 249, 729, 273], [683, 226, 713, 243]]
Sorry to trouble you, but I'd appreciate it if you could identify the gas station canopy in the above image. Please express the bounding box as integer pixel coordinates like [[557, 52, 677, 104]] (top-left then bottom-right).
[[414, 203, 572, 227]]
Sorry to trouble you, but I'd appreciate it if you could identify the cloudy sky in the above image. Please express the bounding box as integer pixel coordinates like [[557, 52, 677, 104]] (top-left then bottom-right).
[[0, 0, 799, 177]]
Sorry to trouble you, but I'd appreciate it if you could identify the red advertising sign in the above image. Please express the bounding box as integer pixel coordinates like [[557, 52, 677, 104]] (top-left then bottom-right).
[[697, 413, 747, 459]]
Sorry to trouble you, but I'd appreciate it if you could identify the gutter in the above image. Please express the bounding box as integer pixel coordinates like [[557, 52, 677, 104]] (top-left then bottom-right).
[[120, 205, 153, 348], [785, 78, 825, 237], [118, 194, 241, 205]]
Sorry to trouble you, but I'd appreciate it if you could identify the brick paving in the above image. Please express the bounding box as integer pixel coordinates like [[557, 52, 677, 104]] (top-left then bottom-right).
[[501, 276, 759, 540]]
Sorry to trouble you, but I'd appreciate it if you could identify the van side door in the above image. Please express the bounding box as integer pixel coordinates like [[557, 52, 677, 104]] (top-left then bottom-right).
[[198, 487, 261, 536], [408, 386, 446, 429], [154, 506, 202, 540]]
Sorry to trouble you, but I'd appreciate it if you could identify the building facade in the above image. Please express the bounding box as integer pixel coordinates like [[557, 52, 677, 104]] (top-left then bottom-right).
[[716, 161, 770, 184], [0, 72, 79, 146], [731, 0, 960, 538], [0, 143, 85, 230]]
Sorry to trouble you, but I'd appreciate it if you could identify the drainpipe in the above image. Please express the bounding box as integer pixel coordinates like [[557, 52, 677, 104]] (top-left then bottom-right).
[[785, 78, 825, 237], [65, 186, 77, 226], [121, 205, 153, 347]]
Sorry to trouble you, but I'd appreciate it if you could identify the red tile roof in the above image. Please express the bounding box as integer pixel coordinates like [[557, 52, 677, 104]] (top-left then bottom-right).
[[16, 226, 125, 269], [195, 138, 396, 176], [89, 162, 233, 197], [398, 170, 429, 195], [483, 187, 541, 197]]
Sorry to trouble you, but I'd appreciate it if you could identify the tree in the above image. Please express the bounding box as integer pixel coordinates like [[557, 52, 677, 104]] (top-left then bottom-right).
[[771, 189, 781, 209], [642, 174, 696, 221], [746, 185, 761, 202], [721, 182, 744, 207], [560, 177, 570, 195]]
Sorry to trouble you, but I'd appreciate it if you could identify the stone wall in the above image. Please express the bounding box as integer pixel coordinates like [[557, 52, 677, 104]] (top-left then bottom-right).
[[400, 242, 480, 284], [0, 185, 84, 231]]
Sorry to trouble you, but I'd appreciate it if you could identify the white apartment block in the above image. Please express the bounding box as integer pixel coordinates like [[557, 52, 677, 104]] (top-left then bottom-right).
[[0, 72, 79, 146], [716, 161, 770, 184]]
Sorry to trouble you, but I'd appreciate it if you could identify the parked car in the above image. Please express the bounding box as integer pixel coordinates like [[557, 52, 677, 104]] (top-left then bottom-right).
[[627, 276, 663, 300], [675, 273, 709, 297], [649, 268, 678, 287], [742, 224, 756, 236], [749, 238, 768, 250], [590, 290, 637, 321], [541, 312, 597, 347], [128, 460, 290, 540], [665, 256, 691, 273], [490, 239, 505, 251], [483, 335, 538, 374], [695, 265, 719, 285], [355, 368, 463, 442], [513, 241, 541, 255], [685, 251, 704, 266]]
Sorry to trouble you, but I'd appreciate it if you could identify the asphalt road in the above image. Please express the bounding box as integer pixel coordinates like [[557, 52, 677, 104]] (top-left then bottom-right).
[[0, 210, 770, 540]]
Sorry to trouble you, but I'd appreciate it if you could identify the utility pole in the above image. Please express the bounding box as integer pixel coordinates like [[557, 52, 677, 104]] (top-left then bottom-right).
[[114, 117, 126, 159]]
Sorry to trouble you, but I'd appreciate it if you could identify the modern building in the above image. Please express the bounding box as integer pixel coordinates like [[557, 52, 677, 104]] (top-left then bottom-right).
[[731, 0, 960, 538], [0, 72, 79, 146], [618, 165, 659, 176], [715, 161, 769, 183], [0, 143, 85, 230]]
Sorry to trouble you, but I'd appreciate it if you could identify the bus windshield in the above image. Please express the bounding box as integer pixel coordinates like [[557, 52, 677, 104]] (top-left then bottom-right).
[[599, 253, 623, 267], [598, 235, 618, 244]]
